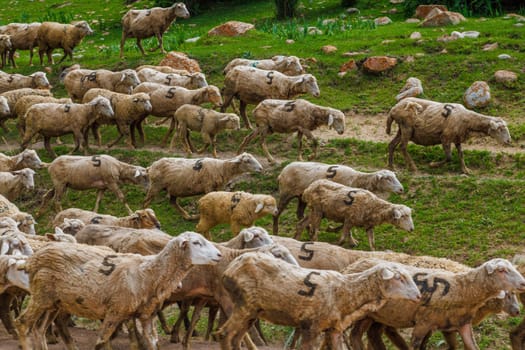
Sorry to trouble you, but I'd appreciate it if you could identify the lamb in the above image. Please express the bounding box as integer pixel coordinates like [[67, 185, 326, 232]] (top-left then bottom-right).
[[14, 95, 72, 135], [43, 154, 149, 214], [0, 194, 35, 235], [0, 168, 35, 201], [136, 65, 190, 74], [343, 257, 525, 350], [133, 82, 223, 145], [223, 55, 305, 76], [143, 153, 262, 220], [15, 231, 222, 350], [237, 99, 345, 163], [53, 208, 161, 230], [82, 88, 152, 148], [0, 34, 12, 69], [137, 67, 208, 89], [386, 97, 512, 174], [217, 252, 421, 350], [296, 179, 414, 250], [20, 96, 114, 158], [0, 88, 52, 131], [64, 68, 141, 102], [273, 162, 404, 234], [172, 104, 240, 156], [0, 22, 40, 67], [0, 71, 50, 94], [221, 66, 320, 129], [120, 2, 190, 58], [222, 226, 274, 250], [0, 149, 42, 172], [196, 191, 277, 239], [37, 21, 93, 64]]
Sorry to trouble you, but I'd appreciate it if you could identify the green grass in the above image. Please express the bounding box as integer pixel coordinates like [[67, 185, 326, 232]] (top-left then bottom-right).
[[1, 0, 525, 348]]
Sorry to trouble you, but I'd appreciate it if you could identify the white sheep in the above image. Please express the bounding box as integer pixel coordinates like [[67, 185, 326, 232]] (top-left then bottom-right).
[[222, 226, 274, 250], [144, 153, 263, 220], [120, 2, 190, 57], [0, 168, 35, 201], [82, 88, 152, 149], [221, 66, 320, 129], [0, 194, 35, 235], [53, 208, 161, 230], [273, 161, 404, 234], [133, 82, 223, 146], [196, 191, 277, 238], [237, 99, 345, 163], [37, 21, 93, 64], [0, 149, 42, 172], [386, 97, 512, 174], [171, 104, 240, 157], [217, 252, 421, 350], [0, 96, 9, 119], [0, 34, 12, 69], [0, 88, 52, 131], [43, 154, 149, 214], [14, 95, 72, 136], [0, 71, 50, 94], [223, 55, 305, 76], [15, 232, 222, 350], [64, 68, 141, 102], [137, 68, 208, 89], [136, 65, 190, 74], [296, 179, 414, 250], [20, 96, 114, 158], [0, 22, 40, 67]]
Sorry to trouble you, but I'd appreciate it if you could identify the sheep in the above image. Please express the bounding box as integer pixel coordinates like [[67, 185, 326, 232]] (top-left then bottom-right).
[[15, 231, 222, 350], [223, 55, 305, 76], [343, 257, 525, 350], [20, 96, 114, 158], [120, 2, 190, 58], [217, 252, 421, 350], [56, 218, 85, 236], [0, 96, 8, 118], [196, 191, 277, 239], [0, 149, 42, 172], [386, 97, 512, 174], [64, 68, 141, 102], [0, 34, 12, 69], [82, 88, 152, 148], [0, 255, 29, 292], [0, 22, 40, 67], [14, 95, 72, 136], [136, 65, 190, 74], [37, 21, 93, 65], [172, 104, 240, 156], [222, 226, 274, 249], [0, 88, 52, 131], [0, 71, 50, 94], [137, 67, 208, 89], [221, 66, 320, 129], [133, 82, 223, 145], [0, 194, 35, 235], [53, 208, 161, 230], [296, 179, 414, 250], [41, 154, 148, 215], [0, 168, 35, 201], [237, 99, 345, 163], [144, 153, 263, 220]]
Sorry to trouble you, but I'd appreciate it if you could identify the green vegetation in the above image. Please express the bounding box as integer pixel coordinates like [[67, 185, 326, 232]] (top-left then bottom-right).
[[1, 0, 525, 348]]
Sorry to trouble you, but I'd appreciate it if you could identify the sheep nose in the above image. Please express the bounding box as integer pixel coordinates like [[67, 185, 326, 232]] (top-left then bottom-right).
[[155, 223, 161, 229]]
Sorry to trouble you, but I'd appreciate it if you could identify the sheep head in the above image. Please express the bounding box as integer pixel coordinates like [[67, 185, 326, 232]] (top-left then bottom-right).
[[0, 231, 33, 256], [120, 69, 141, 89], [73, 21, 94, 36], [266, 244, 299, 266], [131, 166, 149, 189], [12, 168, 35, 190], [220, 114, 240, 130], [5, 256, 30, 291], [488, 118, 511, 145], [17, 149, 43, 170], [30, 72, 51, 90], [238, 226, 273, 247], [327, 109, 345, 135], [171, 2, 190, 19], [283, 56, 305, 75], [204, 86, 223, 108], [253, 195, 278, 216], [174, 231, 222, 265], [298, 74, 320, 97], [134, 208, 161, 229], [91, 96, 114, 120], [190, 73, 208, 89], [372, 261, 421, 303], [484, 258, 525, 293], [0, 35, 12, 50], [233, 153, 262, 173], [132, 93, 152, 114], [391, 205, 414, 232], [59, 218, 85, 236], [0, 96, 10, 117], [45, 228, 77, 243], [376, 170, 404, 195]]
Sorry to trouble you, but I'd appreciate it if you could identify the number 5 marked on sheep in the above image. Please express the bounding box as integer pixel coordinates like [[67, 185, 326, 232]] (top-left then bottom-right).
[[165, 87, 176, 99], [413, 272, 450, 305], [98, 255, 117, 276], [91, 155, 101, 167], [298, 271, 321, 297], [344, 190, 358, 205], [193, 159, 203, 171], [326, 165, 338, 179], [298, 242, 315, 261]]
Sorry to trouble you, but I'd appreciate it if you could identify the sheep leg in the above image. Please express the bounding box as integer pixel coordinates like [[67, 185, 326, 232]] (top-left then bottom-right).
[[307, 209, 322, 241], [169, 196, 197, 221], [294, 214, 310, 240], [94, 316, 121, 350], [239, 100, 253, 129], [58, 47, 70, 64], [296, 131, 304, 161], [43, 136, 57, 159], [441, 331, 458, 350], [143, 184, 162, 209], [38, 48, 45, 65], [398, 129, 417, 172], [0, 293, 17, 338], [182, 300, 207, 349], [94, 189, 105, 213], [259, 129, 275, 163], [15, 301, 50, 350], [160, 118, 177, 146], [366, 228, 376, 251], [119, 33, 127, 58], [457, 323, 479, 350], [46, 48, 54, 65], [272, 194, 295, 235], [349, 318, 373, 350], [139, 317, 159, 350], [154, 32, 166, 54], [107, 183, 133, 215], [197, 133, 213, 156], [237, 128, 260, 155], [91, 123, 103, 147], [298, 128, 318, 160], [221, 94, 234, 113], [429, 143, 452, 168], [53, 313, 78, 350], [510, 314, 525, 350], [411, 325, 435, 350], [217, 308, 253, 350], [338, 219, 358, 247], [170, 301, 190, 343], [205, 304, 219, 341], [136, 38, 146, 56], [455, 142, 471, 175], [387, 129, 402, 170]]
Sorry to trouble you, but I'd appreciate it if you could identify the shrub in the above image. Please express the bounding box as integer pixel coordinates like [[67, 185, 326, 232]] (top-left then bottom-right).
[[274, 0, 299, 19]]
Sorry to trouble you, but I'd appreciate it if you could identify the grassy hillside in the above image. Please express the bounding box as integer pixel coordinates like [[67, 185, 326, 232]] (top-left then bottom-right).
[[1, 0, 525, 348]]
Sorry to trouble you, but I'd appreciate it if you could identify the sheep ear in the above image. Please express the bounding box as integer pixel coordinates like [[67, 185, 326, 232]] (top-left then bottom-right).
[[381, 268, 395, 280], [243, 230, 254, 242], [7, 258, 16, 266], [496, 290, 506, 299], [255, 202, 264, 213], [220, 116, 230, 122], [489, 120, 499, 131], [1, 241, 9, 255], [273, 56, 284, 63], [327, 114, 334, 128], [45, 233, 57, 241], [120, 73, 126, 82], [178, 238, 189, 250], [392, 209, 402, 220], [55, 227, 64, 235], [134, 169, 141, 177], [486, 260, 497, 274]]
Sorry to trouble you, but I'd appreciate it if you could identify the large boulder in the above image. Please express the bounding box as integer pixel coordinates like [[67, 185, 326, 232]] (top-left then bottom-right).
[[463, 81, 491, 108], [363, 56, 397, 74], [421, 9, 466, 27], [415, 4, 447, 19], [208, 21, 255, 37], [159, 51, 201, 73]]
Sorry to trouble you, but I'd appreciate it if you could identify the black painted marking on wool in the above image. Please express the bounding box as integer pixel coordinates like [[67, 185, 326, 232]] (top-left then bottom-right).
[[298, 271, 321, 297], [326, 165, 338, 179], [344, 190, 358, 205], [266, 71, 274, 85], [193, 159, 203, 171], [442, 104, 454, 118], [99, 255, 117, 276], [165, 87, 176, 99], [298, 242, 315, 261], [91, 155, 101, 167]]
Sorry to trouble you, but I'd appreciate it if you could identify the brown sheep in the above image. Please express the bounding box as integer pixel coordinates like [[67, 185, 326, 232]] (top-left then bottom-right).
[[0, 22, 40, 67], [0, 71, 51, 94], [223, 55, 305, 76], [135, 65, 190, 75], [53, 208, 161, 230], [0, 34, 12, 69], [37, 21, 93, 64], [15, 95, 72, 136], [120, 2, 190, 58], [0, 149, 43, 172], [386, 97, 511, 174], [0, 88, 52, 132]]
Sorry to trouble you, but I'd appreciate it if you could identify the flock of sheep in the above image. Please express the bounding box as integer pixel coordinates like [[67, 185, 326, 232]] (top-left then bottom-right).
[[0, 1, 521, 350]]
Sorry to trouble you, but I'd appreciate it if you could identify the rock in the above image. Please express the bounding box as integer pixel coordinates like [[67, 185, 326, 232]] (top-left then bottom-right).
[[307, 27, 323, 35], [462, 31, 480, 38], [342, 51, 367, 57], [396, 77, 423, 101], [406, 18, 420, 24], [159, 51, 201, 73], [437, 34, 458, 42], [340, 59, 357, 72], [421, 9, 466, 27], [185, 36, 200, 43], [44, 67, 53, 74], [338, 71, 347, 78], [346, 7, 359, 14], [515, 23, 524, 27], [494, 70, 518, 87], [322, 18, 337, 25], [374, 16, 392, 25], [322, 45, 338, 54], [415, 53, 425, 57], [388, 8, 398, 14], [363, 56, 397, 74], [208, 21, 255, 37], [440, 48, 448, 54], [451, 31, 464, 39], [415, 4, 447, 19], [463, 81, 491, 108], [286, 39, 295, 44], [482, 43, 498, 51], [498, 54, 512, 60], [410, 32, 422, 39]]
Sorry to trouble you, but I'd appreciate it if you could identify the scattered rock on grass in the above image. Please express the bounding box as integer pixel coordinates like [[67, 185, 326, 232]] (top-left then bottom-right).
[[494, 70, 518, 87], [375, 16, 392, 25], [463, 81, 491, 108], [208, 21, 254, 36], [415, 4, 447, 19], [363, 56, 397, 74], [322, 45, 337, 54], [410, 32, 422, 39], [482, 43, 498, 51], [498, 54, 512, 60], [340, 59, 357, 73], [421, 9, 466, 27], [159, 51, 201, 73]]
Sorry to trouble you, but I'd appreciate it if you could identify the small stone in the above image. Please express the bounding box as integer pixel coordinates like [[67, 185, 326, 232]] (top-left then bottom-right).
[[437, 34, 458, 42], [159, 51, 201, 73], [261, 46, 272, 49], [463, 81, 491, 108], [208, 21, 255, 37], [307, 27, 323, 35], [451, 31, 464, 39], [440, 48, 448, 54], [342, 51, 365, 57], [374, 16, 392, 26], [388, 8, 398, 14], [340, 59, 357, 72], [405, 56, 415, 63], [406, 18, 420, 24], [185, 36, 200, 43], [285, 39, 295, 44], [322, 18, 336, 25], [363, 56, 397, 74], [337, 71, 348, 78], [382, 39, 395, 44], [44, 67, 53, 74], [346, 7, 359, 14], [396, 77, 424, 101], [494, 70, 518, 87], [498, 54, 512, 60], [462, 31, 480, 38], [390, 0, 404, 3], [415, 53, 425, 57], [482, 43, 498, 51], [410, 31, 422, 40], [322, 45, 338, 54], [515, 23, 524, 27]]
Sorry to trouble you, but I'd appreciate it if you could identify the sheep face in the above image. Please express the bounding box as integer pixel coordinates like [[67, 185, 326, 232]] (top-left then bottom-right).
[[501, 291, 520, 317], [377, 170, 404, 195], [13, 168, 35, 190], [45, 229, 77, 243], [122, 69, 141, 89], [0, 35, 12, 50], [59, 218, 85, 236], [392, 206, 414, 232], [484, 258, 525, 293], [74, 21, 94, 36], [0, 96, 9, 116], [328, 109, 345, 135], [5, 257, 29, 291], [235, 153, 263, 173], [16, 215, 36, 235], [132, 94, 153, 114], [254, 195, 278, 216], [268, 244, 299, 265], [488, 119, 511, 145], [239, 226, 273, 247], [0, 232, 33, 256], [280, 56, 305, 75], [376, 263, 421, 302], [176, 231, 222, 264], [221, 114, 241, 130], [135, 208, 161, 229], [30, 72, 51, 90], [300, 74, 320, 97], [92, 96, 114, 120], [191, 73, 208, 88], [171, 2, 190, 18], [206, 86, 223, 107], [19, 149, 43, 169]]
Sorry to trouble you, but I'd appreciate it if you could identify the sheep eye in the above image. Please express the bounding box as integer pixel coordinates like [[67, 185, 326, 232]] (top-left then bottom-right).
[[192, 241, 201, 246]]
